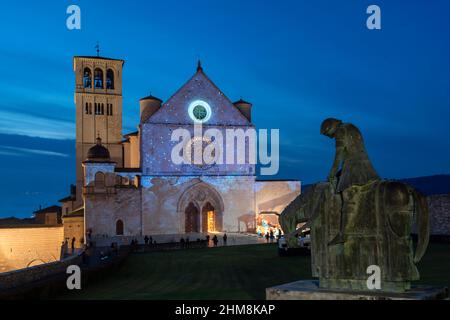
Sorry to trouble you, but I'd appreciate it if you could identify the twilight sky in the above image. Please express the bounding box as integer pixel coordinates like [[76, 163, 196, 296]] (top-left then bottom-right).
[[0, 0, 449, 217]]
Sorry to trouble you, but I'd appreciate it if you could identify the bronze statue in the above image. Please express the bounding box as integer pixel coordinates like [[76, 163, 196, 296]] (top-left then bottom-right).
[[280, 119, 429, 293], [321, 118, 380, 245]]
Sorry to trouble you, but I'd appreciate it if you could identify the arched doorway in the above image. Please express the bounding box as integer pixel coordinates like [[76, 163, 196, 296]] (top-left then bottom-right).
[[201, 202, 223, 232], [116, 219, 124, 235], [178, 181, 225, 234], [202, 202, 214, 232], [185, 202, 200, 232]]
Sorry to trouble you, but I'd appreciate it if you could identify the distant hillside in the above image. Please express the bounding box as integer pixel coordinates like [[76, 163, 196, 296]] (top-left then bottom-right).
[[302, 174, 450, 196], [398, 175, 450, 196]]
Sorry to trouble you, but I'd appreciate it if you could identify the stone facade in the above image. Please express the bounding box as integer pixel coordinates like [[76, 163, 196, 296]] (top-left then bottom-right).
[[428, 194, 450, 236], [84, 174, 300, 239], [73, 56, 125, 208], [63, 214, 85, 249], [78, 60, 301, 244]]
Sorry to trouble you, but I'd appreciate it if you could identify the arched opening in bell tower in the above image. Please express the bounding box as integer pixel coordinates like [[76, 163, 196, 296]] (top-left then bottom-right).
[[106, 69, 115, 89], [94, 68, 104, 88], [83, 67, 92, 88]]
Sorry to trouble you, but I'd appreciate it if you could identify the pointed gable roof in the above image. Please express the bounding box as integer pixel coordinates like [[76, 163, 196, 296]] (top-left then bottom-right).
[[144, 64, 251, 126]]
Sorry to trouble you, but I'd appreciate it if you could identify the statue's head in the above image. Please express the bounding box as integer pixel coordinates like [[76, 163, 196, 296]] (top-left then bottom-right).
[[320, 118, 342, 138]]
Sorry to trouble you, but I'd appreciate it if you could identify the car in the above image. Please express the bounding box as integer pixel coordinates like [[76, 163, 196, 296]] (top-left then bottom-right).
[[277, 229, 311, 257]]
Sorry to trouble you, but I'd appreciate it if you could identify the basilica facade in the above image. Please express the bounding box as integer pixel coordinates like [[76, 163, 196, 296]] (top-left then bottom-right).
[[62, 55, 300, 247]]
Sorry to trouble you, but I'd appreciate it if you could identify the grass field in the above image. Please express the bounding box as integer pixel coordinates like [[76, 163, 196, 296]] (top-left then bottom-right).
[[61, 243, 450, 300]]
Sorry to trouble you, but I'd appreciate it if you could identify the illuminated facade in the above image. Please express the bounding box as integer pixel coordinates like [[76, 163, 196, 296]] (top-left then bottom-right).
[[63, 56, 300, 245]]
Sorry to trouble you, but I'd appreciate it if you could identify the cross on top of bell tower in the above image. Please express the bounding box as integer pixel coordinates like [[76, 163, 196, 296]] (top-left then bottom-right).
[[95, 41, 100, 57]]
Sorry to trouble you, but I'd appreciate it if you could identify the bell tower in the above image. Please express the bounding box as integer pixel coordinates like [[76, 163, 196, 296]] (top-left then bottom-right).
[[73, 55, 125, 208]]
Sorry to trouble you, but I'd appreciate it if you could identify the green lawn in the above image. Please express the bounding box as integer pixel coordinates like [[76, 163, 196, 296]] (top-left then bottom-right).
[[60, 243, 450, 300]]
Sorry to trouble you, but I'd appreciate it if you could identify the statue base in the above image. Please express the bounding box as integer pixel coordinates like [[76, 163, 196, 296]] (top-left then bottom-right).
[[266, 280, 448, 300]]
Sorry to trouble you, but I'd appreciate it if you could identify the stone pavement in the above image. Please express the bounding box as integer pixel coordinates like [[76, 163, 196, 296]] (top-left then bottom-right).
[[206, 232, 269, 247], [91, 232, 271, 248]]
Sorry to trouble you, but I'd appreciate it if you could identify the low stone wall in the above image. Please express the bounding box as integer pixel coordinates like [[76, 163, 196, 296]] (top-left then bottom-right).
[[429, 194, 450, 236], [0, 253, 82, 291]]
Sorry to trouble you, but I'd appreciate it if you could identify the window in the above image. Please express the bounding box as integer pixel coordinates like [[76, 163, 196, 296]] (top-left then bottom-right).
[[85, 102, 92, 115], [94, 68, 104, 88], [107, 103, 113, 116], [83, 68, 92, 88], [94, 103, 104, 115], [116, 220, 124, 236], [188, 100, 212, 123], [106, 69, 114, 89], [94, 172, 105, 188]]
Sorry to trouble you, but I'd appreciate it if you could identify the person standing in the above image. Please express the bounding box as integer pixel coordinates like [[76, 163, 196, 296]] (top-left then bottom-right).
[[223, 233, 228, 246]]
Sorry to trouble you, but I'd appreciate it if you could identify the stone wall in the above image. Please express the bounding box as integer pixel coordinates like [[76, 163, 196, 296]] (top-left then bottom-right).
[[83, 175, 302, 241], [428, 194, 450, 235], [0, 225, 64, 272], [85, 187, 142, 238], [63, 215, 85, 249], [0, 253, 81, 291]]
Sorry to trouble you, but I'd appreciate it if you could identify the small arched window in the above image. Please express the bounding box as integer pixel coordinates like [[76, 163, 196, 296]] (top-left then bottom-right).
[[95, 172, 105, 188], [116, 219, 124, 236], [83, 68, 92, 88], [106, 69, 114, 89], [101, 103, 104, 115], [94, 68, 104, 88], [107, 103, 113, 116]]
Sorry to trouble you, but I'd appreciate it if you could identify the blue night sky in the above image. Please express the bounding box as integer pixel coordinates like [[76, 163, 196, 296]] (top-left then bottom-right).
[[0, 0, 449, 217]]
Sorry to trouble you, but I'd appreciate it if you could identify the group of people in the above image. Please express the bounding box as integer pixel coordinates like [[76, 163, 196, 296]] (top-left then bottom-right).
[[264, 229, 282, 243], [144, 235, 156, 245], [61, 236, 81, 257], [205, 233, 228, 247]]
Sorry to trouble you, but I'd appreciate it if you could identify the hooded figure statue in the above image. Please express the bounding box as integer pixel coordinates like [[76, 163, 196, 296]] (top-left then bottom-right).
[[320, 118, 379, 193]]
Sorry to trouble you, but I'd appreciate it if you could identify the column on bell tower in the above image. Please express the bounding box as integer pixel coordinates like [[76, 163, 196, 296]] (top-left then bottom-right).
[[73, 55, 125, 208]]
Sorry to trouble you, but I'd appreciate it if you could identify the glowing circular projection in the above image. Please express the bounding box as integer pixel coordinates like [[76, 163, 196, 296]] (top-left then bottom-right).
[[188, 100, 212, 123]]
